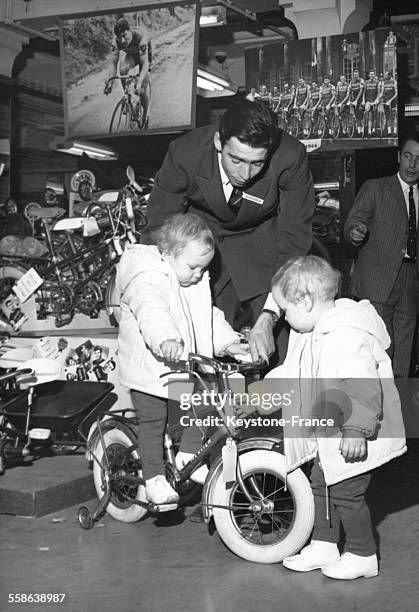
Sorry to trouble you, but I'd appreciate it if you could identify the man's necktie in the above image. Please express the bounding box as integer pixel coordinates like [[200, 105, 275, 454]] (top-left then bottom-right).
[[407, 186, 417, 259], [227, 187, 243, 212]]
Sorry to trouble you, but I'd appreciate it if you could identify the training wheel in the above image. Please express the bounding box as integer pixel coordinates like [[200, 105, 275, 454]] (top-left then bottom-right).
[[78, 506, 94, 530]]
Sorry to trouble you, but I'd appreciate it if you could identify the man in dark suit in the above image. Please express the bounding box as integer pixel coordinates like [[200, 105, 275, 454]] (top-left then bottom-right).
[[344, 133, 419, 377], [144, 100, 314, 362]]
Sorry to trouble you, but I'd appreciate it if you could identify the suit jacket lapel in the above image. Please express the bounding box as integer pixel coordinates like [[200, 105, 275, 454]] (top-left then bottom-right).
[[390, 174, 408, 222]]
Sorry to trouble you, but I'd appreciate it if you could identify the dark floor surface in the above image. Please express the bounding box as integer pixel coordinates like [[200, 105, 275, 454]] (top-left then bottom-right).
[[0, 441, 419, 612]]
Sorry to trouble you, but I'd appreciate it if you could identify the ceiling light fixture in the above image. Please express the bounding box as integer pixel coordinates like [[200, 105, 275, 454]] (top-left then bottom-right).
[[196, 64, 237, 97], [50, 138, 119, 160]]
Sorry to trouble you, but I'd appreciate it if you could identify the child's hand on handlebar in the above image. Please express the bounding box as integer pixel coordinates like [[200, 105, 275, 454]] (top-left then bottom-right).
[[160, 339, 184, 362], [224, 342, 250, 360]]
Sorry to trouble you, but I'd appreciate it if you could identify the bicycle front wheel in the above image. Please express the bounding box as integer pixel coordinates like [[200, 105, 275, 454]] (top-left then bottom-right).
[[347, 112, 356, 138], [109, 98, 131, 133], [211, 449, 314, 563], [302, 114, 312, 139], [330, 114, 340, 139], [289, 115, 299, 138]]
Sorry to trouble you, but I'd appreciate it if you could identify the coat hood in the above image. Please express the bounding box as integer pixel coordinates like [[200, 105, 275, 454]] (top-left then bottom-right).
[[315, 298, 390, 351], [117, 244, 171, 293]]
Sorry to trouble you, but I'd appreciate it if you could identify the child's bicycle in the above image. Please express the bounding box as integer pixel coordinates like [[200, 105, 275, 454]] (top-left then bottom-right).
[[78, 353, 315, 564]]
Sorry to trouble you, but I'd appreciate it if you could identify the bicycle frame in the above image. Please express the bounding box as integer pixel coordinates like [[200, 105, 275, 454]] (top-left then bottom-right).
[[86, 353, 271, 519], [107, 76, 141, 133]]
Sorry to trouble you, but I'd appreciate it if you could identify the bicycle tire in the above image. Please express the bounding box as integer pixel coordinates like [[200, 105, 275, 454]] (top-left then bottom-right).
[[302, 114, 312, 139], [347, 112, 356, 138], [330, 114, 340, 139], [316, 115, 326, 139], [378, 110, 386, 138], [362, 110, 369, 138], [211, 450, 314, 563], [139, 80, 151, 130], [289, 115, 299, 138], [93, 424, 147, 523], [109, 98, 130, 134]]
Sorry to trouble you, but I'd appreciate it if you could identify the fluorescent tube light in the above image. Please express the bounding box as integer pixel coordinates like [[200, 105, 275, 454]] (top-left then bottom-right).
[[196, 64, 237, 98], [50, 139, 119, 160]]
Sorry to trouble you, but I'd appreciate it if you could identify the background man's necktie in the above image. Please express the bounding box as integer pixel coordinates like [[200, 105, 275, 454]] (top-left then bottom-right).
[[227, 187, 243, 212], [407, 185, 417, 259]]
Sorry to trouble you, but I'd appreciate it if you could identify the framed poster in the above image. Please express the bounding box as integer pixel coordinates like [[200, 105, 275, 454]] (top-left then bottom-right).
[[60, 2, 199, 138]]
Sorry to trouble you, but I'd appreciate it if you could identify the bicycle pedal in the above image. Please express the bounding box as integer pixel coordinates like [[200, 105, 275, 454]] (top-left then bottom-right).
[[148, 502, 178, 513], [188, 505, 205, 523]]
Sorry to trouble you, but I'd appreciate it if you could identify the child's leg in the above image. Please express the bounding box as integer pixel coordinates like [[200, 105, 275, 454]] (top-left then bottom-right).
[[310, 459, 341, 545], [130, 390, 167, 481], [329, 472, 376, 556]]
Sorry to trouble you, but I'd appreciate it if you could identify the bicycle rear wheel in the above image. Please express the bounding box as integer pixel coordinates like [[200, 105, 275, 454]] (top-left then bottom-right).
[[109, 98, 131, 133]]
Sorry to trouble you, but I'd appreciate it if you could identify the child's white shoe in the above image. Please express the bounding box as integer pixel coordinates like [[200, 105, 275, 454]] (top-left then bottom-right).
[[145, 475, 179, 505], [283, 540, 340, 572], [175, 451, 209, 484], [321, 552, 378, 580]]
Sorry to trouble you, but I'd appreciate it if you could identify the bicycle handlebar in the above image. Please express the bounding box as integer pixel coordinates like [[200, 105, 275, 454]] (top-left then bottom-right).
[[105, 75, 138, 87], [170, 353, 266, 375]]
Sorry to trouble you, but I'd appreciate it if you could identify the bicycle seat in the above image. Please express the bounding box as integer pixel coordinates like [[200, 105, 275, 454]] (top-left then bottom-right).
[[29, 206, 66, 220], [53, 217, 85, 231]]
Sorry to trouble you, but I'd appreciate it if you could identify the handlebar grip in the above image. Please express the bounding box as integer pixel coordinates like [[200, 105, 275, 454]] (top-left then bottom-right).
[[0, 367, 33, 383]]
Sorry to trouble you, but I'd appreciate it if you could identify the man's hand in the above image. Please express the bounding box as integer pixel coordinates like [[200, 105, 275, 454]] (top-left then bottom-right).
[[339, 429, 366, 462], [225, 342, 249, 356], [104, 82, 113, 95], [349, 222, 368, 245], [248, 312, 276, 363], [160, 339, 184, 362]]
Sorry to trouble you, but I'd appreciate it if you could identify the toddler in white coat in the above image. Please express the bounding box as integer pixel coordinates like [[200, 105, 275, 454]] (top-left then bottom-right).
[[268, 255, 406, 580], [117, 213, 247, 507]]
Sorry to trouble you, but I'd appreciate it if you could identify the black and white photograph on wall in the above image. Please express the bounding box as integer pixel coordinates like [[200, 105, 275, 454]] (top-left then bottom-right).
[[60, 2, 199, 138], [245, 28, 398, 151], [394, 24, 419, 118]]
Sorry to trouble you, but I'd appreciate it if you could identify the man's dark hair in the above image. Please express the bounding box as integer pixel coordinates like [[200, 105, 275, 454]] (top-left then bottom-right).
[[218, 99, 279, 151], [114, 18, 130, 36], [398, 131, 419, 152]]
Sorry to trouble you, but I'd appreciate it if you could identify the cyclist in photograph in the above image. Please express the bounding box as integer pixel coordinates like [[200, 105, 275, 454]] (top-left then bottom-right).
[[294, 77, 310, 114], [274, 83, 294, 127], [362, 69, 380, 137], [347, 69, 364, 135], [306, 81, 321, 129], [334, 74, 350, 134], [271, 86, 281, 112], [319, 76, 336, 113], [104, 17, 151, 129], [379, 71, 398, 136], [259, 84, 272, 107]]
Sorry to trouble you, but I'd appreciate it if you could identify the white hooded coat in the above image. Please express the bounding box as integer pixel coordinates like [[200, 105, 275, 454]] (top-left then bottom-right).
[[116, 244, 240, 397], [266, 298, 406, 485]]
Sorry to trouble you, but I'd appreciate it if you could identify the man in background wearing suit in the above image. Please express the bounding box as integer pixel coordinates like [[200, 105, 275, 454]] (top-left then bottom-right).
[[344, 133, 419, 377], [144, 99, 314, 363]]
